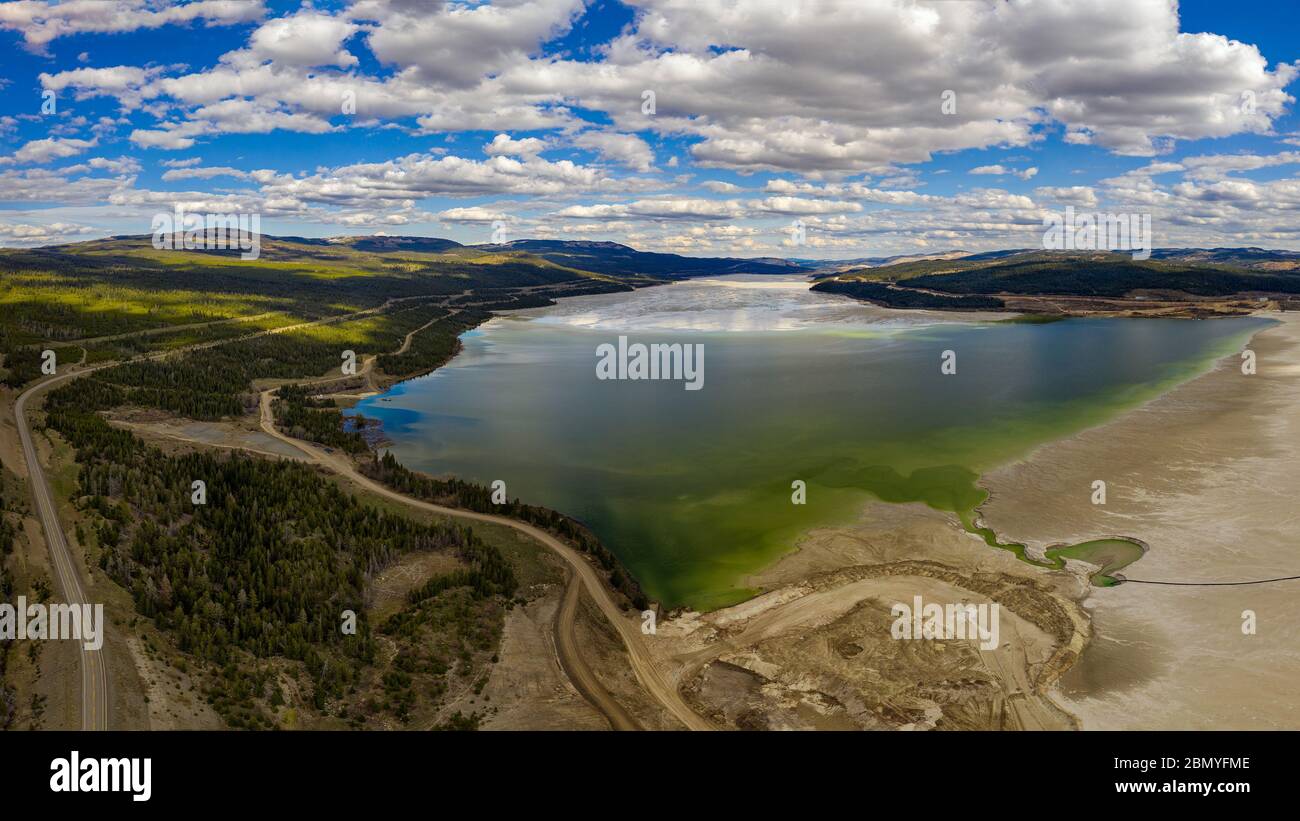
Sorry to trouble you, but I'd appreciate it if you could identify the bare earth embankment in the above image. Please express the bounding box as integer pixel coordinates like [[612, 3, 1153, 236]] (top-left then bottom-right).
[[648, 500, 1092, 730]]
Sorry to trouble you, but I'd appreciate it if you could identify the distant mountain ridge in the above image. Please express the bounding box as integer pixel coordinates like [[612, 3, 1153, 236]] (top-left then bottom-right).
[[475, 239, 805, 277], [1147, 247, 1300, 270], [37, 233, 806, 280], [794, 250, 983, 272], [26, 234, 1300, 279]]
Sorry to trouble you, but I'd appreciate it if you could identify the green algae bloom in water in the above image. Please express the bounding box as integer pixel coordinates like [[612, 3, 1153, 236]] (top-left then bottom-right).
[[853, 463, 1146, 587], [351, 277, 1268, 609]]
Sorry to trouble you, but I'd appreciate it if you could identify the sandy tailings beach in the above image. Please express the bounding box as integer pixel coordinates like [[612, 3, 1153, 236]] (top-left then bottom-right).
[[655, 499, 1095, 730], [980, 313, 1300, 729], [651, 312, 1300, 731]]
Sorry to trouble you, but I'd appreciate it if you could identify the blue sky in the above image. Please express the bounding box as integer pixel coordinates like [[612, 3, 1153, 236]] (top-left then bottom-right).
[[1, 0, 1298, 257]]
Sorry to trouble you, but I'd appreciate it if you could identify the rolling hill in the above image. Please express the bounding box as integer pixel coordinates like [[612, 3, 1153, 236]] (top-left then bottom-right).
[[476, 239, 806, 277]]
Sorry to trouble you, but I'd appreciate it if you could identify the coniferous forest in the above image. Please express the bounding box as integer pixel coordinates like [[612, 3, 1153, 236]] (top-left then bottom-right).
[[7, 269, 643, 729]]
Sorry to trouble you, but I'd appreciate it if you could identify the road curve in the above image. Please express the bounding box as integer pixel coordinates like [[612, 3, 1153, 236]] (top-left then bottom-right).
[[258, 390, 712, 730], [8, 298, 431, 731], [554, 571, 640, 730], [15, 368, 110, 731], [9, 294, 704, 732]]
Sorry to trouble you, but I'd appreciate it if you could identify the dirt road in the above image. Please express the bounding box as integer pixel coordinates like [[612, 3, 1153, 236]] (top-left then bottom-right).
[[9, 290, 702, 731], [7, 297, 440, 731], [554, 572, 641, 730], [258, 390, 711, 731], [46, 311, 284, 348]]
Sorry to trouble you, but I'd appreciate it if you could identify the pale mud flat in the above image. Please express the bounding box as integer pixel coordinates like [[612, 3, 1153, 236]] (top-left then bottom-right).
[[655, 501, 1095, 730], [980, 313, 1300, 729], [651, 312, 1300, 731]]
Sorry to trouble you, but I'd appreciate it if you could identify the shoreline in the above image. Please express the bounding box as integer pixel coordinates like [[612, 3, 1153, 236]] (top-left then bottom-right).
[[959, 313, 1279, 586], [365, 288, 1272, 613], [689, 310, 1290, 729], [978, 311, 1300, 728], [325, 286, 1293, 729]]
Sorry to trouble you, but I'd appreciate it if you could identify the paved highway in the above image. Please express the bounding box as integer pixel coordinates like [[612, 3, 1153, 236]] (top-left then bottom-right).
[[15, 368, 109, 730]]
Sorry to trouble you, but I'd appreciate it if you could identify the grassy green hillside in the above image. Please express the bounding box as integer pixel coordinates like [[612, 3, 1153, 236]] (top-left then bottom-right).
[[0, 234, 637, 385]]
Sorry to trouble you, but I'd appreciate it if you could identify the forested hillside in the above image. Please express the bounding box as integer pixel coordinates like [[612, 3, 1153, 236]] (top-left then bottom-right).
[[0, 241, 653, 729], [42, 383, 516, 728], [812, 250, 1300, 314], [821, 251, 1300, 298]]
